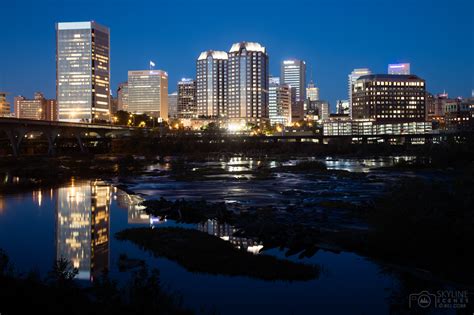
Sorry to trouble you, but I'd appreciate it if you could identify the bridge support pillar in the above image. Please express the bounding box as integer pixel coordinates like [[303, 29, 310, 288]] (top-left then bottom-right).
[[76, 134, 87, 153], [45, 129, 59, 156], [5, 128, 26, 157]]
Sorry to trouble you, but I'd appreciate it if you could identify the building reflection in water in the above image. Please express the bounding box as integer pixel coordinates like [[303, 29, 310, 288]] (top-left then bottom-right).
[[55, 179, 111, 281], [197, 219, 263, 254], [115, 190, 166, 226]]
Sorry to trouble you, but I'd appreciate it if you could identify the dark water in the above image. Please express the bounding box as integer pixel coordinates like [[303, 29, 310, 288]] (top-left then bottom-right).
[[0, 157, 456, 314]]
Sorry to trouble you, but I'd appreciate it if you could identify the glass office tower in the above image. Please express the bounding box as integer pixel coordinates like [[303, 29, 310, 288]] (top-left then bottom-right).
[[56, 21, 110, 122], [127, 70, 168, 119]]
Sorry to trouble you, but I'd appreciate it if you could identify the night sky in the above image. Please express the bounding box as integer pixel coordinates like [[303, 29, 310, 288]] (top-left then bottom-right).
[[1, 0, 473, 111]]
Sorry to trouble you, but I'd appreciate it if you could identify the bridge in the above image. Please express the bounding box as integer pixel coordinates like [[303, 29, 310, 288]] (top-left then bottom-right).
[[0, 117, 145, 156], [1, 117, 471, 157]]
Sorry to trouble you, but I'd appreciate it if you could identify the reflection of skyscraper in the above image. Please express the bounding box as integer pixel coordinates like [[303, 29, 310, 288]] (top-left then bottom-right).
[[115, 190, 149, 224], [56, 180, 110, 281], [197, 219, 262, 254]]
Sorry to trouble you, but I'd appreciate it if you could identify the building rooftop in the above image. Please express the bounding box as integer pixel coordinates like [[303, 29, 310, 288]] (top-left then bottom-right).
[[197, 50, 228, 60], [229, 42, 266, 54], [357, 74, 423, 81]]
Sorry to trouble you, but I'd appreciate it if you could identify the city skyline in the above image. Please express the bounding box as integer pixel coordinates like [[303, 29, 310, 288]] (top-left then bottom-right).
[[1, 0, 472, 112]]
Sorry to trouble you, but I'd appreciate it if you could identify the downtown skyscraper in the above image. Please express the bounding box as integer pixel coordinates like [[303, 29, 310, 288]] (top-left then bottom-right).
[[227, 42, 269, 123], [56, 21, 110, 122], [196, 50, 228, 118], [281, 59, 306, 102], [268, 77, 292, 126]]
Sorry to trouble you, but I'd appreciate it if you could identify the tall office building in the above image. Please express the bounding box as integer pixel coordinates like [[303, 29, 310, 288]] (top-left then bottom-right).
[[281, 59, 306, 102], [306, 82, 319, 101], [168, 92, 178, 118], [228, 42, 269, 123], [352, 74, 426, 123], [0, 92, 11, 116], [196, 50, 228, 118], [128, 70, 168, 119], [177, 78, 197, 118], [117, 82, 128, 112], [268, 77, 292, 125], [348, 68, 372, 118], [56, 21, 110, 122], [14, 92, 57, 121], [388, 63, 410, 75]]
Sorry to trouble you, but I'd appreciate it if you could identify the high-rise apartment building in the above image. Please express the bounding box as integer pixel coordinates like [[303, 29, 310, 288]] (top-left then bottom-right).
[[127, 70, 168, 119], [0, 93, 11, 116], [56, 21, 110, 122], [177, 78, 197, 118], [348, 68, 371, 118], [14, 92, 57, 120], [388, 63, 410, 75], [117, 82, 128, 112], [281, 59, 306, 102], [227, 42, 269, 123], [352, 74, 426, 123], [196, 50, 228, 118]]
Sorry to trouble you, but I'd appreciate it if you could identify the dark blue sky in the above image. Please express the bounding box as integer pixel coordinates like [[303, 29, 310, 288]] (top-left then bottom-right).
[[1, 0, 473, 111]]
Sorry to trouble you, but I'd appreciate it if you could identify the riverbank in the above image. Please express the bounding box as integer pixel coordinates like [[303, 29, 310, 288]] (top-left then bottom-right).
[[0, 249, 192, 315]]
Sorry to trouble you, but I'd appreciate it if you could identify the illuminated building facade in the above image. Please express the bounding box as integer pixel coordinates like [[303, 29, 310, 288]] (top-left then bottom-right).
[[56, 180, 110, 281], [352, 74, 426, 123], [281, 59, 306, 102], [0, 92, 11, 116], [388, 63, 411, 75], [444, 97, 473, 131], [323, 119, 432, 136], [177, 78, 197, 118], [228, 42, 269, 123], [196, 50, 228, 118], [56, 21, 110, 122], [348, 68, 372, 118], [306, 82, 319, 101], [128, 70, 168, 119]]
